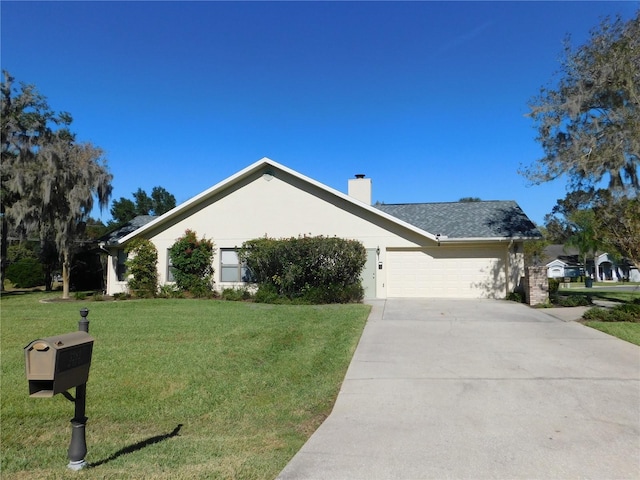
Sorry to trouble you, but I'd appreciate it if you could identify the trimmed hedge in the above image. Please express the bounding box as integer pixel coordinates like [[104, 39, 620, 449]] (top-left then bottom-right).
[[239, 236, 366, 304]]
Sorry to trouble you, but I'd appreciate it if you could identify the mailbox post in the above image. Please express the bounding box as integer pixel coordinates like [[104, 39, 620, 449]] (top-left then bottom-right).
[[24, 308, 94, 471], [68, 308, 90, 470]]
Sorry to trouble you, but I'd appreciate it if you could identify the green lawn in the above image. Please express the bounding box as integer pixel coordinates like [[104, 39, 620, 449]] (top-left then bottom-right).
[[556, 285, 640, 346], [558, 285, 640, 303], [1, 292, 370, 479], [583, 321, 640, 346]]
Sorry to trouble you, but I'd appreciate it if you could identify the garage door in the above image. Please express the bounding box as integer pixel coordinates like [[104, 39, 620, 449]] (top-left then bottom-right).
[[386, 247, 505, 298]]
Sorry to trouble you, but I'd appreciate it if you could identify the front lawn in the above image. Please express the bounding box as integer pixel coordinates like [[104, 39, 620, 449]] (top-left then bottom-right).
[[558, 285, 640, 304], [0, 292, 370, 479], [583, 321, 640, 346]]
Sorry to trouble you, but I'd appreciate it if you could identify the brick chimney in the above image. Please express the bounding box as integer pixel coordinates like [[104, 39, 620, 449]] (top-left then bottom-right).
[[348, 174, 372, 205]]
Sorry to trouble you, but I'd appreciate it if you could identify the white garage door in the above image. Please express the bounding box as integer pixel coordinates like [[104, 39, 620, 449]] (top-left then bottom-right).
[[386, 247, 506, 298]]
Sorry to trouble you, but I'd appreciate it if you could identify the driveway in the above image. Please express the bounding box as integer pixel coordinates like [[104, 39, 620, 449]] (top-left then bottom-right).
[[278, 299, 640, 480]]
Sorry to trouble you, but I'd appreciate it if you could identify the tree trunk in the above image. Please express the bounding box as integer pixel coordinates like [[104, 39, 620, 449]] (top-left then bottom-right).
[[0, 213, 7, 292], [62, 250, 71, 299]]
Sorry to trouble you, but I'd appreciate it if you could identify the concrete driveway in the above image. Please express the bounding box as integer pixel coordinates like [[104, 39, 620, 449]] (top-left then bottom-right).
[[278, 299, 640, 480]]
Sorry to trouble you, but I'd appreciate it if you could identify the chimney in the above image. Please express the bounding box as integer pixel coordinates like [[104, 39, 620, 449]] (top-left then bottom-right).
[[348, 174, 372, 205]]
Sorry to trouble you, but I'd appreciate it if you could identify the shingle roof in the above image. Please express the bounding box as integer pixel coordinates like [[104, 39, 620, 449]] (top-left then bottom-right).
[[542, 244, 581, 265], [375, 201, 541, 239], [99, 215, 157, 245]]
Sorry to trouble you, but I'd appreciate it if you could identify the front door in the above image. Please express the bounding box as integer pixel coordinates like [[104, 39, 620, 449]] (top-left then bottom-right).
[[361, 249, 377, 299]]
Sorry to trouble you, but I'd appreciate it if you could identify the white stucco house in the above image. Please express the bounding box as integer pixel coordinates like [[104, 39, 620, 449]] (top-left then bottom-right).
[[543, 245, 640, 282], [101, 158, 542, 299], [594, 252, 640, 282]]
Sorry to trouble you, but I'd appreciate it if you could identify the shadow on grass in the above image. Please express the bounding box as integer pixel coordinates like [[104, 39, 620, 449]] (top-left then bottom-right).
[[0, 289, 49, 296], [560, 290, 628, 304], [88, 424, 183, 468]]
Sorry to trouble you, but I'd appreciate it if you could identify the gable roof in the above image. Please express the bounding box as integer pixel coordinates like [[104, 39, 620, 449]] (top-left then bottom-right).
[[375, 201, 542, 239], [114, 158, 540, 245]]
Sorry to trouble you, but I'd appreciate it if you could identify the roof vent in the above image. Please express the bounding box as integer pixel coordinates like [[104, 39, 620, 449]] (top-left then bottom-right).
[[355, 174, 366, 179]]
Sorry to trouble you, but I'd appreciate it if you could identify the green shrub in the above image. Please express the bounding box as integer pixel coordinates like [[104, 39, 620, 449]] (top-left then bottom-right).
[[221, 287, 252, 301], [583, 303, 640, 322], [254, 284, 284, 304], [299, 283, 364, 304], [125, 238, 159, 298], [548, 278, 560, 295], [5, 257, 44, 288], [158, 284, 183, 299], [169, 230, 215, 297], [506, 291, 524, 303], [554, 294, 592, 307], [239, 236, 366, 304]]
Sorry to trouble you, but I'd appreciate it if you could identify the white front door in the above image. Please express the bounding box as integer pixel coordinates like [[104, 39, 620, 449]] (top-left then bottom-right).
[[361, 249, 377, 298]]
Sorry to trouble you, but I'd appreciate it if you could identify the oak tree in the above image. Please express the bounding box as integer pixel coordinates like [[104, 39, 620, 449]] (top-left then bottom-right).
[[1, 71, 113, 297], [522, 13, 639, 192]]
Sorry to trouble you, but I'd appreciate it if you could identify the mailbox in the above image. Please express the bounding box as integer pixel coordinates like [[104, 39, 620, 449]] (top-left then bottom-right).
[[25, 331, 94, 398]]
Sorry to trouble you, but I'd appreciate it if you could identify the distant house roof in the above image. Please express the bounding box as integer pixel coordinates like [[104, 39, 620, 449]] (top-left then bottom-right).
[[99, 215, 157, 246], [375, 201, 542, 239], [542, 244, 581, 267]]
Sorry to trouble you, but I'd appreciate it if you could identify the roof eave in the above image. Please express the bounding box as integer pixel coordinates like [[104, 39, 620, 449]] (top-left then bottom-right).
[[440, 236, 541, 243]]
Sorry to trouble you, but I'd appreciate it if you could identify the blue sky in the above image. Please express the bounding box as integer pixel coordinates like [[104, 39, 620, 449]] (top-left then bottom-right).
[[2, 1, 637, 226]]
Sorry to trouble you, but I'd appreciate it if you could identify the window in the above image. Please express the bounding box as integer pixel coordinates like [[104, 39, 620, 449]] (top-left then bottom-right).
[[117, 249, 127, 281], [220, 249, 249, 282], [167, 250, 175, 282]]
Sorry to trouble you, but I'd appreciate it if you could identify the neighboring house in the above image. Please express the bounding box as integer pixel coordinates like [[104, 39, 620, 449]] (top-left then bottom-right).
[[595, 252, 640, 282], [543, 245, 584, 279], [543, 245, 640, 282], [102, 158, 542, 299]]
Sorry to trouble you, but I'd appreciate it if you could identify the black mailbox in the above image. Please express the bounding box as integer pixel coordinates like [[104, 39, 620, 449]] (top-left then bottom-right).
[[25, 331, 94, 398]]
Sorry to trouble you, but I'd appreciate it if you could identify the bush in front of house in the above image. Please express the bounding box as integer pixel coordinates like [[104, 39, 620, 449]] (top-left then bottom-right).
[[221, 287, 252, 301], [125, 238, 159, 298], [239, 235, 366, 304], [548, 278, 560, 296], [5, 257, 44, 288], [169, 230, 215, 298]]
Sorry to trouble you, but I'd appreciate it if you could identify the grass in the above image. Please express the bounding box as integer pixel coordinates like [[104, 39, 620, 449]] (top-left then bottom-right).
[[555, 284, 640, 346], [558, 286, 640, 304], [1, 291, 370, 479], [583, 321, 640, 346]]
